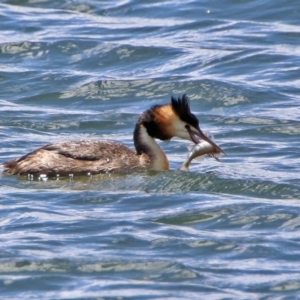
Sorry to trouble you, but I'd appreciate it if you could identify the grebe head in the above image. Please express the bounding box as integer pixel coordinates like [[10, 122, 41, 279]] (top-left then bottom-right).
[[141, 94, 224, 153]]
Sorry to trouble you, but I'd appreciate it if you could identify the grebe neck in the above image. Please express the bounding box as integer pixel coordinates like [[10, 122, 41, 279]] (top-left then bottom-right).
[[133, 124, 169, 171]]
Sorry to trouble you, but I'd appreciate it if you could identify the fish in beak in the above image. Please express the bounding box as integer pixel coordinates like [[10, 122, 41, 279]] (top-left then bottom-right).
[[186, 125, 225, 154], [179, 140, 221, 171]]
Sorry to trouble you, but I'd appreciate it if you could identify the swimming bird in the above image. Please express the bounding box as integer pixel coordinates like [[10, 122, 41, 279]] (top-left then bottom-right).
[[2, 95, 223, 175]]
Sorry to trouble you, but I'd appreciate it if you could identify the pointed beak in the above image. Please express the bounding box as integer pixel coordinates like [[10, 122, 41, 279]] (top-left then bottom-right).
[[187, 126, 225, 154]]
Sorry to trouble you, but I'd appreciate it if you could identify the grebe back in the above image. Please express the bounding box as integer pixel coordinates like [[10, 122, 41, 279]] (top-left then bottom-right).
[[2, 94, 223, 175]]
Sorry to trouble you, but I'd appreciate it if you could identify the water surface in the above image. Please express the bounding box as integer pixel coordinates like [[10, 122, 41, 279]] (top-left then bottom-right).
[[1, 0, 300, 298]]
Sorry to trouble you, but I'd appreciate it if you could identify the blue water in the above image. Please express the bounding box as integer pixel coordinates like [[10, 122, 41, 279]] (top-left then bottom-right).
[[1, 0, 300, 298]]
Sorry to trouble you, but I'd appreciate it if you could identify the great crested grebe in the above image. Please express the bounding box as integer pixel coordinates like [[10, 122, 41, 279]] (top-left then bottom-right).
[[2, 94, 223, 175]]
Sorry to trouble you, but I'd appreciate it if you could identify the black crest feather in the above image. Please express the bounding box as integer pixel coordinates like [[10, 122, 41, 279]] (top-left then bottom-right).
[[171, 94, 199, 128]]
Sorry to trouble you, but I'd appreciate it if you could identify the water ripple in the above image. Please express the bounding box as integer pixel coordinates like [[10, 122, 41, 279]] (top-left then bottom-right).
[[1, 0, 300, 298]]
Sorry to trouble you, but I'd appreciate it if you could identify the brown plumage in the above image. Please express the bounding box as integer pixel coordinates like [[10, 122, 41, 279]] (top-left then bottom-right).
[[3, 141, 150, 175], [2, 95, 223, 175]]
